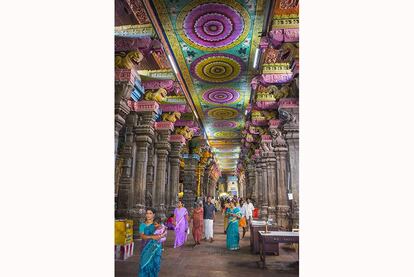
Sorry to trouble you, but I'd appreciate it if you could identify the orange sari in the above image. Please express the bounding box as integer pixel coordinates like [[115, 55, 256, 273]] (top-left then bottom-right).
[[192, 207, 203, 243]]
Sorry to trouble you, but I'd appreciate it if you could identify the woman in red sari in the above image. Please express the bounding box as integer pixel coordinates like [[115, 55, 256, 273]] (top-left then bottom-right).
[[192, 202, 204, 246]]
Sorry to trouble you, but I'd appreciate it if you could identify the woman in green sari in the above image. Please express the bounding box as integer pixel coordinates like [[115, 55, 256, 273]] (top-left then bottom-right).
[[225, 200, 242, 250]]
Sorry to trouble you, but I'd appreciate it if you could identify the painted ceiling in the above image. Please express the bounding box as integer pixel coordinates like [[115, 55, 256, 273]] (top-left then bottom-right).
[[152, 0, 264, 173]]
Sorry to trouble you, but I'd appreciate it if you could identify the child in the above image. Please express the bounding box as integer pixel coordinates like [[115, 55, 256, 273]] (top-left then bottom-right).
[[138, 216, 167, 277], [165, 214, 175, 230]]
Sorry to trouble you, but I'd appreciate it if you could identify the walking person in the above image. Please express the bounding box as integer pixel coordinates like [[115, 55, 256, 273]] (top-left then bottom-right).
[[139, 208, 156, 250], [192, 202, 204, 246], [203, 196, 216, 243], [239, 199, 247, 238], [245, 198, 254, 231], [225, 200, 242, 250], [173, 200, 189, 248], [138, 216, 167, 277]]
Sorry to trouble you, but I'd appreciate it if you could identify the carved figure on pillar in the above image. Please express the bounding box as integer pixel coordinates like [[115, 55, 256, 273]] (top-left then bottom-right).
[[270, 127, 291, 230]]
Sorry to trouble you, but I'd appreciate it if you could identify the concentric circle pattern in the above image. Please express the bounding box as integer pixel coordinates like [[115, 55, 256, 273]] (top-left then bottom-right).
[[191, 53, 244, 83], [207, 107, 239, 120], [202, 88, 240, 104], [214, 131, 239, 138], [177, 0, 250, 51], [212, 120, 238, 129]]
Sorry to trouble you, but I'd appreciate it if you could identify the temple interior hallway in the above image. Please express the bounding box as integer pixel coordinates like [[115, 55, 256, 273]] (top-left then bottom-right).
[[115, 213, 299, 277]]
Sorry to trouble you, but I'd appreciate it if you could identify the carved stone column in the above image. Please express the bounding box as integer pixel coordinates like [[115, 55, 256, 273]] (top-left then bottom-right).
[[116, 113, 138, 218], [259, 154, 269, 220], [254, 152, 263, 213], [168, 135, 185, 214], [279, 100, 299, 228], [271, 126, 291, 230], [115, 69, 137, 156], [153, 121, 173, 220], [145, 144, 155, 208], [261, 134, 277, 222], [129, 101, 159, 237], [247, 162, 255, 200], [182, 154, 200, 213]]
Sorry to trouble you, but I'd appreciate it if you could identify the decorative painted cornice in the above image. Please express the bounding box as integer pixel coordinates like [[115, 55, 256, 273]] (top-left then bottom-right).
[[269, 119, 282, 128], [115, 69, 138, 84], [174, 120, 198, 128], [255, 101, 279, 110], [279, 98, 299, 108], [137, 69, 175, 80], [160, 96, 187, 105], [262, 63, 292, 74], [142, 80, 174, 91], [251, 74, 293, 90], [169, 134, 186, 145], [125, 0, 151, 25], [155, 121, 174, 131], [159, 104, 187, 113], [127, 100, 159, 112], [114, 24, 156, 38], [115, 37, 152, 52]]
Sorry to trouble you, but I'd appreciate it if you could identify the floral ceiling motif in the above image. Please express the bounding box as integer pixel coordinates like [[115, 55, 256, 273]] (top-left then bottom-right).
[[153, 0, 264, 173]]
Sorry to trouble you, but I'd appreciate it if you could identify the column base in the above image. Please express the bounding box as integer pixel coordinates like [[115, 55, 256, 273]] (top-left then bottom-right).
[[267, 206, 277, 223], [129, 206, 146, 239], [276, 205, 290, 230], [156, 204, 167, 221], [260, 205, 268, 220]]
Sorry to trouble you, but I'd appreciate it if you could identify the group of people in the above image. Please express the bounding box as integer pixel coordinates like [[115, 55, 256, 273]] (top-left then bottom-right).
[[137, 196, 255, 276]]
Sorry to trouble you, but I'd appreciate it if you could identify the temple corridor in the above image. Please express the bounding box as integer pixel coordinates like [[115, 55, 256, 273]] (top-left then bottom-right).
[[115, 213, 299, 277], [115, 0, 299, 275]]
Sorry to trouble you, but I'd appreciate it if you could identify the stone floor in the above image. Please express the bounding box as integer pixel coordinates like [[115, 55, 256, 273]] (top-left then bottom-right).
[[115, 213, 299, 277]]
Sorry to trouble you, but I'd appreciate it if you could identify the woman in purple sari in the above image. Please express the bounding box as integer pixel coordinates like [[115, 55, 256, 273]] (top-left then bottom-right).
[[173, 200, 189, 248]]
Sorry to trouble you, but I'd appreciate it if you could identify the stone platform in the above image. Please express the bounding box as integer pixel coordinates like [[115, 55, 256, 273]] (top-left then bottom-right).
[[115, 213, 299, 277]]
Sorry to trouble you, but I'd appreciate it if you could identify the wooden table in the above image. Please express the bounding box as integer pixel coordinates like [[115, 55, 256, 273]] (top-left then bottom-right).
[[250, 221, 279, 254], [257, 231, 299, 269]]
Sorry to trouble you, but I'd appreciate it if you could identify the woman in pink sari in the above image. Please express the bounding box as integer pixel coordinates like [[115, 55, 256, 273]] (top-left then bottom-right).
[[191, 202, 203, 246], [173, 200, 189, 248]]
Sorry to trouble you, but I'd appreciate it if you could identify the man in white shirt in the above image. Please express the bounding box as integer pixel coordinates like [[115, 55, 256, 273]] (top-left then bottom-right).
[[245, 198, 254, 231]]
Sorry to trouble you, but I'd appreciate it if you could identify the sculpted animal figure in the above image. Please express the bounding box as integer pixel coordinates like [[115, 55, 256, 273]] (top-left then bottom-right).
[[261, 110, 277, 120], [115, 50, 144, 70], [144, 88, 168, 103], [273, 85, 291, 100], [162, 111, 181, 123], [175, 126, 194, 140]]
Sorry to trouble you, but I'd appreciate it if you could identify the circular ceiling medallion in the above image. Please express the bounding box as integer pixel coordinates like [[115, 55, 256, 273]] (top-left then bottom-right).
[[207, 107, 239, 120], [214, 131, 239, 138], [212, 120, 238, 129], [177, 0, 250, 51], [202, 88, 240, 104], [191, 53, 243, 83]]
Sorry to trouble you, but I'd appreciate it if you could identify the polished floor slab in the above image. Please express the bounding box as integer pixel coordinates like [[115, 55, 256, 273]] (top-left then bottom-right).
[[115, 213, 299, 277]]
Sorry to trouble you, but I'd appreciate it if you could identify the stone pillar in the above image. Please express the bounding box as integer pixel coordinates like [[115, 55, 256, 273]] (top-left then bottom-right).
[[153, 122, 173, 220], [129, 101, 159, 237], [271, 126, 291, 230], [116, 113, 138, 218], [259, 155, 269, 220], [202, 166, 210, 197], [262, 134, 278, 222], [279, 100, 299, 228], [145, 144, 155, 207], [247, 162, 255, 200], [182, 153, 200, 213], [168, 135, 185, 214], [255, 155, 263, 213], [115, 69, 137, 156]]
